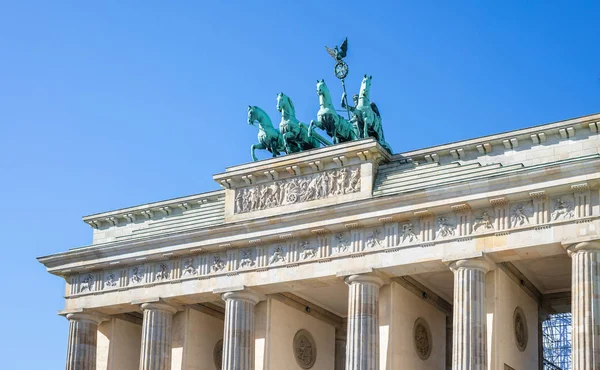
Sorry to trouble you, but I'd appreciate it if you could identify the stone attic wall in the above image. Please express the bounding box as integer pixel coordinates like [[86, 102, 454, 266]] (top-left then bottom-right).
[[171, 308, 224, 370], [403, 123, 600, 168], [379, 282, 446, 370], [264, 298, 335, 370], [97, 318, 142, 370], [486, 268, 539, 370]]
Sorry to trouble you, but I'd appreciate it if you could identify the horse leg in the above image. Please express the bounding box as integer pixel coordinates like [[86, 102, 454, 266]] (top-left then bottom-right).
[[308, 120, 318, 138], [251, 143, 266, 162]]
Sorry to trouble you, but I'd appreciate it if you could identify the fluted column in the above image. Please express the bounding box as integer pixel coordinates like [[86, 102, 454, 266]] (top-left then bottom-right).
[[139, 302, 178, 370], [567, 241, 600, 369], [221, 291, 260, 370], [65, 312, 104, 370], [345, 274, 384, 370], [449, 258, 492, 370]]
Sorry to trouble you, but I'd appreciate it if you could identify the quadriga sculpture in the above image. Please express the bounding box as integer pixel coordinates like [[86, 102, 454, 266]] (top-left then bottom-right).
[[247, 105, 285, 161], [308, 79, 358, 144], [354, 75, 392, 152], [276, 93, 331, 154]]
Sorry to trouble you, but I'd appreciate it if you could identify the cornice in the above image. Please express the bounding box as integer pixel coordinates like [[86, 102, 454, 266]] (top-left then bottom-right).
[[81, 190, 224, 229], [213, 137, 392, 189], [394, 112, 600, 163], [38, 154, 600, 275]]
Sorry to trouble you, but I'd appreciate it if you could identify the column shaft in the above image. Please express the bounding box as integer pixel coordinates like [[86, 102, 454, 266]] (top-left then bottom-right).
[[139, 303, 177, 370], [450, 259, 491, 370], [65, 313, 103, 370], [569, 242, 600, 369], [345, 274, 383, 370], [221, 291, 260, 370]]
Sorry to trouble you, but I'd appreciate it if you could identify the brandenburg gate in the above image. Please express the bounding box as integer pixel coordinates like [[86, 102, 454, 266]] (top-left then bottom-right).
[[39, 109, 600, 369]]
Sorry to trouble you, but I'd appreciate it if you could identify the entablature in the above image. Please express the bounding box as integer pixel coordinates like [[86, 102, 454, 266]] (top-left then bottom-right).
[[38, 152, 600, 279]]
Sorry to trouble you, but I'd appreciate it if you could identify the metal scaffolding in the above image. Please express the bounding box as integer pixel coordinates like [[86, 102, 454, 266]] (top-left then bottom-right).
[[542, 313, 572, 370]]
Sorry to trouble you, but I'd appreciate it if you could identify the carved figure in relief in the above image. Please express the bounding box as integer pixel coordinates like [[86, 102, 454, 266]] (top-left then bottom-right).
[[436, 217, 455, 239], [300, 241, 317, 260], [239, 249, 255, 268], [335, 233, 350, 253], [401, 223, 419, 243], [473, 212, 494, 233], [104, 273, 118, 288], [234, 166, 360, 213], [512, 205, 530, 227], [366, 228, 383, 248], [269, 246, 286, 265], [131, 267, 143, 284], [212, 255, 226, 272], [348, 168, 360, 192], [156, 264, 170, 281], [80, 274, 94, 293], [551, 198, 574, 220], [182, 258, 196, 276]]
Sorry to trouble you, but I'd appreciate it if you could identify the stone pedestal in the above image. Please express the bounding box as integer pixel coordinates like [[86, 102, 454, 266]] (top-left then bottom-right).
[[139, 302, 178, 370], [221, 291, 260, 370], [449, 258, 492, 370], [567, 241, 600, 369], [65, 312, 105, 370], [344, 274, 384, 370]]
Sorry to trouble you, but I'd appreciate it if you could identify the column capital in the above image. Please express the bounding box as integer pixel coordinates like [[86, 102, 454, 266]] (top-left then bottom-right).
[[221, 290, 261, 305], [140, 302, 178, 314], [66, 312, 106, 324], [344, 273, 384, 287], [448, 257, 494, 273], [565, 240, 600, 255], [60, 309, 107, 324]]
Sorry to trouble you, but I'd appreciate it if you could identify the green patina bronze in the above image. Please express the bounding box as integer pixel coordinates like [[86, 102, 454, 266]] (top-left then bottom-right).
[[247, 105, 285, 161], [246, 38, 392, 161], [354, 74, 392, 152], [308, 79, 358, 145], [276, 93, 331, 154]]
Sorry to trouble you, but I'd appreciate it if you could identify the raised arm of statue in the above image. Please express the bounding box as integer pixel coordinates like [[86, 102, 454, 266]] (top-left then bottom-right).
[[341, 92, 355, 112]]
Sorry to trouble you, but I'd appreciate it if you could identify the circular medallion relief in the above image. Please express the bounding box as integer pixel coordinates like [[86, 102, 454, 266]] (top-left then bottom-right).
[[213, 339, 223, 370], [514, 307, 528, 352], [293, 329, 317, 369], [413, 318, 432, 360]]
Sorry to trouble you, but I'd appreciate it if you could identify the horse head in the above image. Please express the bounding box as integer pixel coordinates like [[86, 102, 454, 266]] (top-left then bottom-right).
[[247, 105, 273, 129], [248, 105, 257, 126], [276, 93, 295, 117], [316, 79, 328, 97], [360, 75, 372, 101]]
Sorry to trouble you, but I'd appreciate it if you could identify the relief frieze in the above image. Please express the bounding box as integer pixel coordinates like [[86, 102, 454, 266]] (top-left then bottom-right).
[[68, 188, 597, 297], [234, 166, 360, 214]]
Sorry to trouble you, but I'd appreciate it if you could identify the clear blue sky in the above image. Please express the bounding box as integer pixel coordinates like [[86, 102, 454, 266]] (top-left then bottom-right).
[[1, 1, 598, 367]]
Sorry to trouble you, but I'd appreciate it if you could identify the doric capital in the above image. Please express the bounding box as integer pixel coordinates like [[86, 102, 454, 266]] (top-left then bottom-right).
[[140, 302, 178, 314], [221, 290, 261, 305], [448, 258, 494, 274], [64, 312, 107, 325], [565, 241, 600, 256], [344, 274, 384, 287]]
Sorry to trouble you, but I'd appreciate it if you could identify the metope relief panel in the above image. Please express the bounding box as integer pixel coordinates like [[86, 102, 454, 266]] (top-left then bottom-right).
[[333, 232, 350, 254], [268, 245, 287, 265], [400, 221, 420, 244], [365, 228, 384, 249], [436, 215, 455, 239], [511, 202, 532, 228], [181, 256, 198, 277], [551, 196, 575, 221], [234, 166, 361, 213], [472, 209, 494, 234], [154, 262, 171, 282], [103, 270, 120, 289]]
